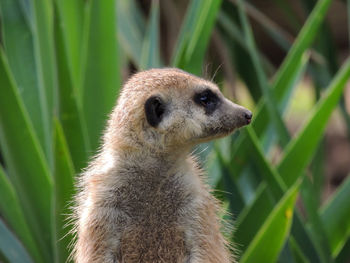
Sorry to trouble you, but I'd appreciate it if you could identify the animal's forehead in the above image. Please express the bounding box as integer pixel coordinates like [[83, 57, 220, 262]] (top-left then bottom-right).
[[124, 68, 218, 94]]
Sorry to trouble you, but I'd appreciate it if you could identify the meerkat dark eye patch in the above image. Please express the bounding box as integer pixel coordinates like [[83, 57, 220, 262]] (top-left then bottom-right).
[[193, 89, 220, 115], [145, 96, 165, 127]]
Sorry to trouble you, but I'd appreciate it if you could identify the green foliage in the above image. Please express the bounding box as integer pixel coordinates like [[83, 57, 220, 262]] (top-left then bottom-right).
[[0, 0, 349, 262]]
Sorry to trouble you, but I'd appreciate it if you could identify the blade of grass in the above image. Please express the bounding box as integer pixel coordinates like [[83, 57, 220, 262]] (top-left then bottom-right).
[[81, 0, 121, 152], [240, 179, 301, 263], [236, 0, 290, 147], [54, 0, 84, 89], [235, 0, 293, 51], [217, 7, 272, 101], [0, 165, 42, 262], [117, 0, 145, 67], [310, 143, 326, 208], [31, 0, 57, 167], [172, 0, 222, 75], [289, 237, 311, 263], [234, 183, 275, 252], [0, 49, 53, 262], [54, 6, 90, 171], [216, 147, 245, 215], [217, 9, 276, 74], [272, 0, 331, 92], [0, 0, 48, 161], [229, 52, 309, 180], [278, 58, 350, 187], [235, 0, 332, 148], [301, 177, 332, 262], [140, 0, 162, 70], [320, 174, 350, 257], [335, 238, 350, 263], [0, 219, 33, 263], [233, 0, 324, 66], [241, 127, 321, 262], [53, 119, 75, 263]]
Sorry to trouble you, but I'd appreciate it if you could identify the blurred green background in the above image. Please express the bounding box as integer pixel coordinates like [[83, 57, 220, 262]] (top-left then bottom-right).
[[0, 0, 350, 262]]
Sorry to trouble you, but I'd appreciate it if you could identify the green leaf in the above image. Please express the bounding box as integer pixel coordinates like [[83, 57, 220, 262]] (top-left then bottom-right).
[[0, 219, 33, 263], [0, 0, 48, 161], [140, 0, 162, 70], [217, 10, 275, 93], [53, 119, 75, 263], [0, 50, 53, 261], [245, 127, 287, 196], [81, 0, 121, 152], [272, 0, 332, 99], [240, 179, 301, 263], [289, 237, 311, 263], [229, 0, 332, 173], [335, 238, 350, 263], [54, 0, 84, 88], [0, 165, 42, 262], [320, 175, 350, 257], [31, 0, 57, 166], [278, 58, 350, 187], [117, 0, 145, 67], [172, 0, 222, 75], [234, 183, 274, 252], [54, 5, 90, 171], [301, 177, 332, 262], [236, 127, 322, 262], [237, 0, 290, 147]]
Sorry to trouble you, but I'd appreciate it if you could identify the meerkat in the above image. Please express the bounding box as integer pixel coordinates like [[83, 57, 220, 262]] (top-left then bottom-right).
[[73, 68, 252, 263]]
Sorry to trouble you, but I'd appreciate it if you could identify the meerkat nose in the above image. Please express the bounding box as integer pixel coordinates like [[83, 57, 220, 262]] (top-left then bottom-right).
[[244, 111, 253, 124]]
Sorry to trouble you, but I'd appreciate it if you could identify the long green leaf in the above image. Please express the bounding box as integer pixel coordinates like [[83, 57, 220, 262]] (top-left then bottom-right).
[[0, 0, 47, 160], [54, 5, 90, 171], [272, 0, 331, 97], [278, 58, 350, 187], [117, 0, 145, 67], [172, 0, 222, 75], [81, 0, 121, 152], [53, 120, 75, 262], [0, 219, 33, 263], [230, 0, 332, 170], [335, 238, 350, 263], [237, 0, 290, 147], [240, 179, 301, 263], [301, 177, 332, 262], [321, 175, 350, 257], [54, 0, 84, 88], [0, 50, 53, 261], [140, 0, 161, 70], [234, 183, 274, 252], [289, 237, 311, 263], [240, 127, 321, 262], [31, 0, 57, 167], [0, 165, 42, 262]]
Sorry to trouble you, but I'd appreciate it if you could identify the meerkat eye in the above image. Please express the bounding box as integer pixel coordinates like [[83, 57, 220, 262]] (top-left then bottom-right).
[[193, 89, 220, 114], [145, 96, 166, 127]]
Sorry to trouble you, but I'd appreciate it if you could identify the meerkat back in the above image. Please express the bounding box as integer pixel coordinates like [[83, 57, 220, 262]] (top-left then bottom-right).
[[73, 68, 252, 263]]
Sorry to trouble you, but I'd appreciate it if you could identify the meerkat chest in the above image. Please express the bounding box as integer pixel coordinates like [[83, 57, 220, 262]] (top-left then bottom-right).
[[112, 172, 194, 223], [110, 170, 198, 262]]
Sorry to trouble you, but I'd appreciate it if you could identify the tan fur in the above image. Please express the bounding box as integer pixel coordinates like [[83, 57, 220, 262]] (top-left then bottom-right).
[[73, 68, 251, 263]]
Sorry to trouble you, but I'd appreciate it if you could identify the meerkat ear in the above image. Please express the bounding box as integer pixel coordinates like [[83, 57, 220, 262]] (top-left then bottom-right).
[[144, 96, 165, 127]]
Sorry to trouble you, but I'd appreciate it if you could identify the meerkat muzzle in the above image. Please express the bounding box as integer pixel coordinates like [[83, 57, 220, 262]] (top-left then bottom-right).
[[243, 110, 253, 124]]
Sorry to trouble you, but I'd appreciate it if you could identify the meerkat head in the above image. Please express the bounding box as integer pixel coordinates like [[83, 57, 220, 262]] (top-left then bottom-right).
[[107, 68, 252, 153]]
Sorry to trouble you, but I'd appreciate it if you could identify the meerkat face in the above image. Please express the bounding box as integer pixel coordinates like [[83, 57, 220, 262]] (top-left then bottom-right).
[[141, 70, 252, 148], [190, 86, 252, 141]]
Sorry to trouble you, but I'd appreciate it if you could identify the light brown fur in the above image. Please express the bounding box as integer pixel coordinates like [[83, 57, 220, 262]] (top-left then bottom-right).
[[73, 68, 251, 263]]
